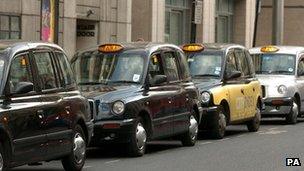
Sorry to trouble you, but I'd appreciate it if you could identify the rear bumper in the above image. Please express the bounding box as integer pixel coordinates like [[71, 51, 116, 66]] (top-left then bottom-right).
[[261, 97, 293, 116], [90, 119, 136, 145]]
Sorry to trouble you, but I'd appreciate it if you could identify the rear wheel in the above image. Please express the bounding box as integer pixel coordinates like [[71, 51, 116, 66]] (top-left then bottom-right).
[[180, 114, 198, 146], [210, 107, 226, 139], [62, 125, 86, 171], [247, 105, 261, 132], [127, 118, 147, 157], [286, 101, 298, 124]]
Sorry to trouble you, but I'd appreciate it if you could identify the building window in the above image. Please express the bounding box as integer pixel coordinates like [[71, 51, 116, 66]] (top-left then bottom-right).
[[215, 0, 233, 43], [165, 0, 191, 45], [0, 15, 21, 40]]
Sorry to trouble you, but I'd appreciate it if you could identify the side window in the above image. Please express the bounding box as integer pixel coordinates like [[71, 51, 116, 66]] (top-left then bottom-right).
[[148, 53, 165, 85], [245, 51, 255, 77], [33, 52, 57, 90], [298, 57, 304, 76], [225, 50, 239, 74], [235, 49, 250, 77], [56, 52, 75, 86], [9, 54, 34, 94], [177, 51, 191, 80], [163, 52, 179, 82]]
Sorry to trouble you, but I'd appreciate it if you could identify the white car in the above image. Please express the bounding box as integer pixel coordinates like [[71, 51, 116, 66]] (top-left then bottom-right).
[[249, 45, 304, 124]]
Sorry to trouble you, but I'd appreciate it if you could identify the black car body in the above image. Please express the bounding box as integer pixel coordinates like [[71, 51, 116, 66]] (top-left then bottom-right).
[[0, 42, 93, 171], [71, 42, 203, 156]]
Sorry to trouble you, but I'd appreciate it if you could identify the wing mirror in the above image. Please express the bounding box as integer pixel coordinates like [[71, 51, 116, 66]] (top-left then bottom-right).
[[14, 82, 34, 95], [225, 71, 242, 80]]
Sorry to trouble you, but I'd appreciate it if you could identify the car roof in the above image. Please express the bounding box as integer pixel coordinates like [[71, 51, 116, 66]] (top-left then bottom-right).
[[0, 40, 64, 58], [202, 43, 246, 51], [76, 42, 183, 55], [249, 46, 304, 55]]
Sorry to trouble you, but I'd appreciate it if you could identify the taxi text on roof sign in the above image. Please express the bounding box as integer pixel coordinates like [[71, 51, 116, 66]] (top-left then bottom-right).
[[260, 45, 279, 53], [182, 44, 204, 52], [99, 44, 124, 53]]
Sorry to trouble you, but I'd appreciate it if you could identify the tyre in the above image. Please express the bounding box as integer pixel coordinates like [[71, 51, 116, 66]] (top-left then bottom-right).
[[0, 143, 5, 171], [247, 105, 261, 132], [210, 107, 226, 139], [180, 114, 198, 146], [286, 101, 298, 124], [127, 118, 147, 157], [62, 125, 86, 171]]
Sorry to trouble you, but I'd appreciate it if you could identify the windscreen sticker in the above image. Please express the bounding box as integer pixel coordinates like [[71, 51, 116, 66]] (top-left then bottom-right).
[[133, 74, 140, 82], [187, 58, 194, 62], [0, 60, 4, 67], [288, 68, 294, 72], [215, 67, 221, 71], [214, 71, 220, 75]]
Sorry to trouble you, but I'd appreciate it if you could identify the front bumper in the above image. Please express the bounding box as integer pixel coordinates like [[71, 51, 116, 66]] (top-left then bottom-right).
[[199, 106, 219, 129], [261, 97, 293, 117], [90, 119, 136, 145]]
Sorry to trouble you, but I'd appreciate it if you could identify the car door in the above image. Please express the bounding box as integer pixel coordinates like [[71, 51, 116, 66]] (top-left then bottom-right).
[[163, 49, 190, 134], [296, 55, 304, 112], [146, 52, 174, 138], [4, 53, 47, 163], [235, 48, 255, 119], [31, 50, 72, 158], [224, 49, 245, 121]]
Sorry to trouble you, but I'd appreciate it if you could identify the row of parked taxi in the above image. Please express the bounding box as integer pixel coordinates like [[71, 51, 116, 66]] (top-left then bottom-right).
[[0, 41, 302, 171]]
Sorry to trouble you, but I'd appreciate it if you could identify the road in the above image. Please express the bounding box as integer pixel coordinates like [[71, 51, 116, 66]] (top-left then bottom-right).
[[13, 118, 304, 171]]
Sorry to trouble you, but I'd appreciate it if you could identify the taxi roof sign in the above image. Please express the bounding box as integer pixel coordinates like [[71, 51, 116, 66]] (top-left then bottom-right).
[[182, 44, 204, 52], [99, 44, 123, 53], [260, 45, 279, 53]]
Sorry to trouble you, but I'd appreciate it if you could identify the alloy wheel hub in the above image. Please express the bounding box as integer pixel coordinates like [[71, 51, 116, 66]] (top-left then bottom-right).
[[73, 133, 86, 164], [189, 115, 198, 140], [136, 123, 147, 150]]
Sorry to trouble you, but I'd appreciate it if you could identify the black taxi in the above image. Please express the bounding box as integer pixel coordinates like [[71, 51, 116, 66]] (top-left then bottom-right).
[[182, 43, 262, 139], [71, 42, 203, 156], [0, 42, 93, 171]]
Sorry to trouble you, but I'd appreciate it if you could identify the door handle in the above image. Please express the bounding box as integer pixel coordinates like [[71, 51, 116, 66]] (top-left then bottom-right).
[[65, 106, 71, 114], [168, 97, 173, 104], [241, 89, 245, 95], [37, 110, 44, 119]]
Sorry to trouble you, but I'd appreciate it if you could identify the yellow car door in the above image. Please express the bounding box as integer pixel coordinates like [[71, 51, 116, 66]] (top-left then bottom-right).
[[224, 50, 245, 121]]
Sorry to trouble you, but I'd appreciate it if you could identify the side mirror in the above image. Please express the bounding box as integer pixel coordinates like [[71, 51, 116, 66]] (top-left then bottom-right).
[[14, 82, 34, 95], [225, 71, 242, 80], [151, 75, 167, 85]]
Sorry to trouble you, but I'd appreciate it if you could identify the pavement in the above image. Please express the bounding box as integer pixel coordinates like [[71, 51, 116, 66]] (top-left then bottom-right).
[[12, 118, 304, 171]]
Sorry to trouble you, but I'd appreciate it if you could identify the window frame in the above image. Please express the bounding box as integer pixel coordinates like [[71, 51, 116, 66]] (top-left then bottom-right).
[[147, 51, 167, 87], [297, 55, 304, 77], [0, 14, 21, 40], [161, 49, 181, 83], [234, 48, 251, 78]]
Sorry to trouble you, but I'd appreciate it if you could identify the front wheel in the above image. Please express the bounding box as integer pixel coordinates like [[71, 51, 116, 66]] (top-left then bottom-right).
[[127, 118, 147, 157], [210, 107, 226, 139], [247, 105, 261, 132], [0, 143, 5, 171], [180, 114, 198, 146], [62, 125, 86, 171], [286, 101, 298, 124]]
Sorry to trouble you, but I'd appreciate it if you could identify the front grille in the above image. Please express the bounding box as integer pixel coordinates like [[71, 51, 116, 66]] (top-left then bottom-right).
[[88, 99, 95, 120], [261, 85, 266, 98]]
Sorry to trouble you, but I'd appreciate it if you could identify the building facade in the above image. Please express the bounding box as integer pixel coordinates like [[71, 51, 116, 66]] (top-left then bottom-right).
[[0, 0, 131, 57], [0, 0, 260, 58]]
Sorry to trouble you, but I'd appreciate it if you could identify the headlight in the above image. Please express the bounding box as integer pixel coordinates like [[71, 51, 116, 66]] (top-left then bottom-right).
[[201, 92, 211, 103], [112, 101, 125, 115], [278, 85, 287, 94]]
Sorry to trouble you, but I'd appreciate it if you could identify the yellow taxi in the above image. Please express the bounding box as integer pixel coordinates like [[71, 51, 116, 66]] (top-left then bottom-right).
[[183, 43, 262, 139]]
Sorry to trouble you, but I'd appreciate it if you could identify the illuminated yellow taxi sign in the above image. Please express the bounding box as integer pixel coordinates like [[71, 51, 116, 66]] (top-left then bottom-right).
[[98, 44, 123, 53], [260, 45, 279, 53], [182, 44, 204, 52]]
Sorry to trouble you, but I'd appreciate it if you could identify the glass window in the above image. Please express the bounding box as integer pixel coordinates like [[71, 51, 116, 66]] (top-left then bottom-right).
[[226, 51, 239, 75], [33, 52, 57, 90], [177, 51, 191, 80], [235, 49, 250, 76], [215, 0, 233, 43], [148, 54, 166, 85], [163, 52, 179, 81], [251, 54, 296, 75], [71, 50, 145, 85], [298, 58, 304, 76], [0, 15, 21, 40], [188, 51, 223, 77], [56, 52, 75, 86], [9, 55, 33, 93]]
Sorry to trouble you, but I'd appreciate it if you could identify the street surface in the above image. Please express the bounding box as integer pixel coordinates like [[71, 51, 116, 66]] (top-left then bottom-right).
[[13, 119, 304, 171]]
